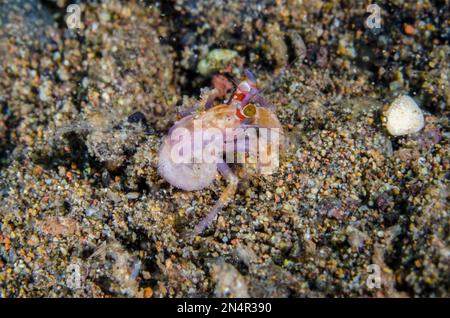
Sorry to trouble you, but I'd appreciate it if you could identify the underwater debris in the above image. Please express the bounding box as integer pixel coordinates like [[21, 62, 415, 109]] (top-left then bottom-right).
[[210, 261, 250, 298], [52, 110, 148, 171], [197, 49, 238, 76]]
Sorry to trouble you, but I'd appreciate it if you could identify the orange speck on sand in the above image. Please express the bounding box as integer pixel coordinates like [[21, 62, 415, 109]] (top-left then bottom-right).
[[274, 195, 280, 203], [231, 239, 240, 246], [356, 30, 363, 39], [404, 24, 415, 35], [33, 165, 44, 176], [65, 171, 73, 181], [143, 287, 153, 298], [4, 237, 11, 251]]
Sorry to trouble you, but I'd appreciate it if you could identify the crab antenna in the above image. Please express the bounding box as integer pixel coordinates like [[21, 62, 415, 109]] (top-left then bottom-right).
[[246, 54, 302, 108], [244, 68, 257, 84]]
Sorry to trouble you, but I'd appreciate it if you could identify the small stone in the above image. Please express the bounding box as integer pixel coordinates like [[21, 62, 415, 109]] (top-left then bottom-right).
[[58, 166, 66, 177], [143, 287, 153, 298], [385, 95, 424, 136], [33, 165, 44, 176], [142, 271, 151, 280], [197, 49, 238, 75], [99, 10, 111, 23], [126, 192, 140, 200], [404, 24, 415, 35], [210, 262, 249, 298], [85, 206, 100, 218], [38, 81, 52, 102]]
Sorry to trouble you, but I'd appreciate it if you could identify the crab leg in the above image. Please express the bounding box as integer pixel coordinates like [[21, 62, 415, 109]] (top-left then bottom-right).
[[176, 92, 218, 119], [191, 162, 238, 237], [176, 107, 196, 118], [204, 93, 216, 110]]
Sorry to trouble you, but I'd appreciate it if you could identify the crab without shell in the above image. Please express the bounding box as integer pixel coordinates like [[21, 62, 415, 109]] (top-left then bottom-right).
[[158, 70, 285, 236]]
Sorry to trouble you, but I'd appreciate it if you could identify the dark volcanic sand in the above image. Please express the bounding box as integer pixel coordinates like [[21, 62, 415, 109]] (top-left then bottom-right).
[[0, 0, 448, 297]]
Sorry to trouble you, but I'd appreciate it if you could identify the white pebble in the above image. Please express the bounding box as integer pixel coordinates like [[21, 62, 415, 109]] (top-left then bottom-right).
[[385, 95, 424, 136]]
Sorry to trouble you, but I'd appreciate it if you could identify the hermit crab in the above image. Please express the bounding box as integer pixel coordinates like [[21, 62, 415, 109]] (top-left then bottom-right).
[[158, 70, 285, 237]]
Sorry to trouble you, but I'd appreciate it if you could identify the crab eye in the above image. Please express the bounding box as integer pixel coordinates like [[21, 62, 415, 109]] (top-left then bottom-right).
[[243, 104, 256, 118]]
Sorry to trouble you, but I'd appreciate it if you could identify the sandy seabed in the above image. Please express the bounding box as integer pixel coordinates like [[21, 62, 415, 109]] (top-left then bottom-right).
[[0, 0, 448, 297]]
